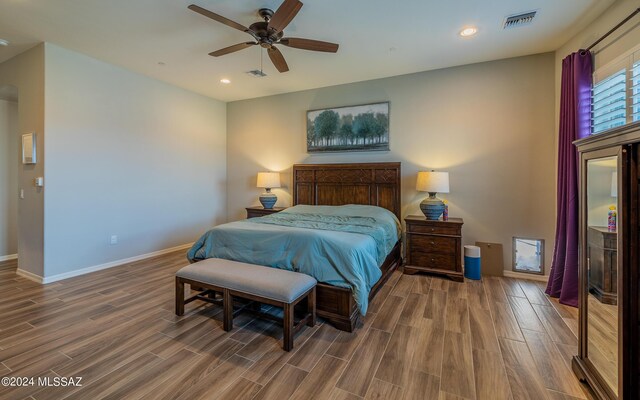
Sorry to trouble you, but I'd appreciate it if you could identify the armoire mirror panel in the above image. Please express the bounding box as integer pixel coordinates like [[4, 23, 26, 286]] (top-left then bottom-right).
[[586, 156, 619, 396], [573, 123, 640, 400]]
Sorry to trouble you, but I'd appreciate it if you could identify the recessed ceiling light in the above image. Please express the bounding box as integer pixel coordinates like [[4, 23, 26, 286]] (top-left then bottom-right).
[[0, 39, 9, 46], [459, 27, 478, 37], [220, 78, 231, 84]]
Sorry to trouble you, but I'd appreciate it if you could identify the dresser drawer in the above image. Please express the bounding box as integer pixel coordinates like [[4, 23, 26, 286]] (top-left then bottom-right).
[[408, 250, 457, 272], [604, 236, 617, 249], [407, 223, 460, 236], [410, 234, 456, 255]]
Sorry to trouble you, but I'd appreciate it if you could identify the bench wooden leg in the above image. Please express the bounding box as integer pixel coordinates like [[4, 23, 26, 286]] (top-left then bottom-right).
[[283, 302, 294, 351], [307, 287, 316, 327], [175, 277, 185, 316], [223, 289, 233, 332]]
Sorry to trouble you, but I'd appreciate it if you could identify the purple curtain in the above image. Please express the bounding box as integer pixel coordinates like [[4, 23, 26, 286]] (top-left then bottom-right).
[[545, 51, 592, 307]]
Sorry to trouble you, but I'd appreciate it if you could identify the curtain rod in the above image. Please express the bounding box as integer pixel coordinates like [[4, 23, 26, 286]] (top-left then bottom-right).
[[585, 7, 640, 52]]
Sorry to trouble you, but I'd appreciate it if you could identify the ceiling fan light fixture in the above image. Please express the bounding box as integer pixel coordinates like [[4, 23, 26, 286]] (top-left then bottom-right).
[[220, 78, 231, 84], [459, 27, 478, 37]]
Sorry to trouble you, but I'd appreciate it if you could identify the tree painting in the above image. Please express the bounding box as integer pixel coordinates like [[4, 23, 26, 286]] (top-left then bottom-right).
[[306, 102, 389, 152]]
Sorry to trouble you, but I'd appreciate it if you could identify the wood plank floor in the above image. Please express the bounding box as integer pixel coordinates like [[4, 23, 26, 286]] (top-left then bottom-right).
[[586, 294, 617, 395], [0, 254, 593, 399]]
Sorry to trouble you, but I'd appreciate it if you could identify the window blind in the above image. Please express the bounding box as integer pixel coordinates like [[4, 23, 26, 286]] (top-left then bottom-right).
[[592, 69, 627, 134], [632, 61, 640, 123]]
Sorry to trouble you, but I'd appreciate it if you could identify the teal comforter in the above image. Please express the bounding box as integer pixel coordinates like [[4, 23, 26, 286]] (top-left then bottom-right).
[[187, 205, 400, 314]]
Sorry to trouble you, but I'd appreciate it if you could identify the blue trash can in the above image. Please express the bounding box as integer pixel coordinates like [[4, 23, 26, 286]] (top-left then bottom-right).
[[464, 245, 481, 280]]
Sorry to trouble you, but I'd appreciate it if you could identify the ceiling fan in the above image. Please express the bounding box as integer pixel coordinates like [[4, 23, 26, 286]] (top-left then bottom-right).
[[188, 0, 339, 73]]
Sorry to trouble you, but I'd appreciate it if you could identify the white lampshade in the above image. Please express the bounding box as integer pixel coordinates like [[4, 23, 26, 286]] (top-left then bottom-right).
[[416, 171, 450, 193], [611, 171, 617, 198], [256, 172, 281, 189]]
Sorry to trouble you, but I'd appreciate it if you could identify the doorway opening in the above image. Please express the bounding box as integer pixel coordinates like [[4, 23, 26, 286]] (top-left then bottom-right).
[[0, 84, 19, 269]]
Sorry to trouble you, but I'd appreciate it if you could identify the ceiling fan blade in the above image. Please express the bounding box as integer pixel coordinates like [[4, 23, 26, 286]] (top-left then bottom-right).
[[209, 42, 257, 57], [280, 38, 339, 53], [267, 47, 289, 73], [188, 4, 250, 34], [268, 0, 303, 34]]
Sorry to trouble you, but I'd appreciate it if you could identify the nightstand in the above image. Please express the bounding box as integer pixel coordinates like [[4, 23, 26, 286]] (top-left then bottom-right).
[[404, 215, 464, 282], [246, 206, 287, 219]]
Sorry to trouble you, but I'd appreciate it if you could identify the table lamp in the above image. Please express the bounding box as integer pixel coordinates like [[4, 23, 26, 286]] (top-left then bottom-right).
[[416, 170, 450, 220], [256, 172, 281, 209]]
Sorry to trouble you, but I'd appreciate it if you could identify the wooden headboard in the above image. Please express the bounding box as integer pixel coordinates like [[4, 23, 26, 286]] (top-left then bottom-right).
[[292, 162, 401, 220]]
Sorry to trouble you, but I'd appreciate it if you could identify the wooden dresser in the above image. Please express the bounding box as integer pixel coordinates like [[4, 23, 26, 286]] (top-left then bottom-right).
[[588, 226, 617, 305], [245, 206, 287, 219], [404, 215, 464, 282]]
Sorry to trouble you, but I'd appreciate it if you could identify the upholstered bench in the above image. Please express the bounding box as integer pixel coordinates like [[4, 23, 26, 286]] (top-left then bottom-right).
[[175, 258, 317, 351]]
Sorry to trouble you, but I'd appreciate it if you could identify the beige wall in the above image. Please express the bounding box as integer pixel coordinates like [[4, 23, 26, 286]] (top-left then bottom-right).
[[43, 44, 227, 278], [0, 98, 19, 257], [587, 158, 618, 227], [227, 53, 557, 272], [0, 45, 45, 276]]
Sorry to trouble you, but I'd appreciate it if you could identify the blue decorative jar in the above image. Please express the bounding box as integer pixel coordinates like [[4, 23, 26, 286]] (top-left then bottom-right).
[[259, 188, 277, 209], [420, 193, 445, 220]]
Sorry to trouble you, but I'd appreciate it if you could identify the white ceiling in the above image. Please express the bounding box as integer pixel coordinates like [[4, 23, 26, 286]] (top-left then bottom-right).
[[0, 0, 615, 102]]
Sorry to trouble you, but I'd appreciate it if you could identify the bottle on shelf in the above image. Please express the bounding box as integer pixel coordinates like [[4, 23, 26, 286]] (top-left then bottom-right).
[[608, 205, 617, 231]]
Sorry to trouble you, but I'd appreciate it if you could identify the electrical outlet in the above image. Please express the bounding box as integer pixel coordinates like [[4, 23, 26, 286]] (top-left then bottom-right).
[[110, 235, 118, 245]]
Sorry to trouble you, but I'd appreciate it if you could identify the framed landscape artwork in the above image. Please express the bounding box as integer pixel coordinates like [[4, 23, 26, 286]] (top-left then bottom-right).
[[307, 102, 389, 153]]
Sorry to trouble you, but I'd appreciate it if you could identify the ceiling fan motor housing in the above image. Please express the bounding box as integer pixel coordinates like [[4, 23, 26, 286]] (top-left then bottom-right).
[[250, 17, 284, 46]]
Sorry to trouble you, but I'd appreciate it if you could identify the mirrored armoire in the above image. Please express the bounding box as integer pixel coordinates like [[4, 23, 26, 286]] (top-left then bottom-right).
[[573, 124, 640, 399]]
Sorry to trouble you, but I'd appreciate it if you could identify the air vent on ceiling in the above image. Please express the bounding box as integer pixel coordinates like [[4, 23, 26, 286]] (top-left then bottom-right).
[[246, 70, 268, 77], [503, 11, 537, 29]]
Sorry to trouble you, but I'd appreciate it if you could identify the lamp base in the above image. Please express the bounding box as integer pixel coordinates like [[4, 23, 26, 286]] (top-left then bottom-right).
[[259, 189, 277, 209], [420, 193, 444, 220]]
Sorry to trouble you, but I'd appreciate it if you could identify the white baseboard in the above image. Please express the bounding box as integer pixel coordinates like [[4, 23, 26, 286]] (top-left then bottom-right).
[[16, 243, 193, 284], [16, 268, 44, 283], [0, 254, 17, 262], [502, 270, 549, 282]]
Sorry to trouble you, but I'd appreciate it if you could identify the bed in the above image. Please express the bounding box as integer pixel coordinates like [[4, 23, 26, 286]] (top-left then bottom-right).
[[189, 162, 402, 331]]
